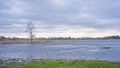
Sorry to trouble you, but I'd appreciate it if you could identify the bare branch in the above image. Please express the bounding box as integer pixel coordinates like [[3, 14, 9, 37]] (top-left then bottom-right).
[[26, 21, 35, 44]]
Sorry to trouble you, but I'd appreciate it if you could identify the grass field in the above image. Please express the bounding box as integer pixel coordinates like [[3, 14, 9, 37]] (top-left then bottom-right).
[[1, 60, 120, 68]]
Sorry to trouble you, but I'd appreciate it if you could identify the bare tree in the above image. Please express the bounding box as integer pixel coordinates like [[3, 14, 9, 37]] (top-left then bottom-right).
[[26, 21, 35, 44]]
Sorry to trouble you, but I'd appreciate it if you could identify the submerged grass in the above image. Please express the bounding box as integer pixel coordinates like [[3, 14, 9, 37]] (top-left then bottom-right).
[[0, 60, 120, 68]]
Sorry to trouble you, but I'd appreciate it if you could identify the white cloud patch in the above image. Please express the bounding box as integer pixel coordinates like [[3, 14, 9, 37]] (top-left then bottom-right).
[[0, 21, 120, 38], [49, 0, 72, 8], [2, 0, 28, 15], [0, 33, 27, 38]]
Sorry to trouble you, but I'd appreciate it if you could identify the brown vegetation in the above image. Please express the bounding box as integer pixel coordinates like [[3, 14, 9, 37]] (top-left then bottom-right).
[[0, 39, 52, 44]]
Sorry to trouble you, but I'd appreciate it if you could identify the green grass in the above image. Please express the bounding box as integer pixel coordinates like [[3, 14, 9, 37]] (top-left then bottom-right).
[[1, 60, 120, 68]]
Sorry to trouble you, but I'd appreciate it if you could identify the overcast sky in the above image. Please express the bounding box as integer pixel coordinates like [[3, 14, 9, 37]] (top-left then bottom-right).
[[0, 0, 120, 38]]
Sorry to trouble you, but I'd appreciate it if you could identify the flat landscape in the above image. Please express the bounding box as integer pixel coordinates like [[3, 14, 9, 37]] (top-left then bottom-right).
[[0, 0, 120, 68]]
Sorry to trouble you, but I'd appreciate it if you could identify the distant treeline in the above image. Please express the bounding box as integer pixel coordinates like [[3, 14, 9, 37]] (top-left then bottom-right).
[[103, 35, 120, 39], [0, 35, 120, 40], [0, 36, 26, 41]]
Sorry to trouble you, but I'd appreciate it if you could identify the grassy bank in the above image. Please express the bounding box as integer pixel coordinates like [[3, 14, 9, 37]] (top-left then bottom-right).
[[1, 60, 120, 68]]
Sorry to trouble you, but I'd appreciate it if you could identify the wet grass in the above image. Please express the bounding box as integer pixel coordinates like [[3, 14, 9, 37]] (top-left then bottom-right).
[[0, 60, 120, 68]]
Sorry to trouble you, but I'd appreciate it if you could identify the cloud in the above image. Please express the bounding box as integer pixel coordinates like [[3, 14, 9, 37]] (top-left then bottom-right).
[[0, 0, 120, 37], [0, 0, 28, 15], [0, 20, 120, 38], [49, 0, 72, 8]]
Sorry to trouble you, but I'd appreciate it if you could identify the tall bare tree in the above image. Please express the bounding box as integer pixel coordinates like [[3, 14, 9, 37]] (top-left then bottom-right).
[[26, 21, 35, 44]]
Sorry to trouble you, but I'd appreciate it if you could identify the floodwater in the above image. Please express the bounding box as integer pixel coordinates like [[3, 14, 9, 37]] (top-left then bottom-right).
[[0, 40, 120, 61]]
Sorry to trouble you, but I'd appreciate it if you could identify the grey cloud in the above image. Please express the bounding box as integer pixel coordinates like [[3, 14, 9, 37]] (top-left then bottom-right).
[[0, 0, 120, 36]]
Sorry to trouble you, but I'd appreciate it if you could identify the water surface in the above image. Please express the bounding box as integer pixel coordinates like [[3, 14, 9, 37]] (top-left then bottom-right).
[[0, 40, 120, 61]]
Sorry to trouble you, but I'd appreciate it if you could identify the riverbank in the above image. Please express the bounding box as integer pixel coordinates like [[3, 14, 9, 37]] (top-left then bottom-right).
[[0, 59, 120, 68], [0, 39, 52, 44]]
